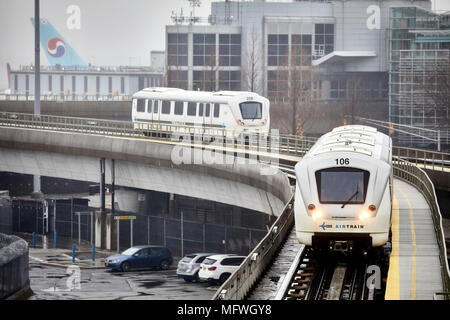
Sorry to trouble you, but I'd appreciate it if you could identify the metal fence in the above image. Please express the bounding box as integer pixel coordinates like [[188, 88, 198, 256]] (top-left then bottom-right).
[[0, 233, 29, 299], [11, 199, 93, 245], [115, 213, 268, 257], [211, 195, 295, 300]]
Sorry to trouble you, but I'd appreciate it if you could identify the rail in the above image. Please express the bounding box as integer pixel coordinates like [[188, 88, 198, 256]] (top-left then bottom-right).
[[0, 111, 316, 157], [211, 195, 295, 300], [393, 147, 450, 172], [393, 157, 450, 297]]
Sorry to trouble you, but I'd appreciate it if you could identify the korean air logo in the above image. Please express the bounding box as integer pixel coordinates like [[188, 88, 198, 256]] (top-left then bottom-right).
[[47, 37, 66, 58]]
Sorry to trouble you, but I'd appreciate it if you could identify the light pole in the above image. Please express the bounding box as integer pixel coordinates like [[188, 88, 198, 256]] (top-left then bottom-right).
[[32, 0, 42, 198]]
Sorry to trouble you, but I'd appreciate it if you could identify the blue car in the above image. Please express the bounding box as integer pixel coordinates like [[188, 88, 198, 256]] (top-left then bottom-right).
[[105, 245, 173, 272]]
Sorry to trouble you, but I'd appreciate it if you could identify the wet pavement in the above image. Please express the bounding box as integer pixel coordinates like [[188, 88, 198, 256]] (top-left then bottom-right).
[[28, 260, 218, 300], [18, 233, 219, 300]]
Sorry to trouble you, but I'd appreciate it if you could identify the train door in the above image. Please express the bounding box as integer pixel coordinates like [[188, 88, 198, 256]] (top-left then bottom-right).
[[146, 99, 153, 123], [205, 103, 212, 127], [153, 100, 161, 137], [186, 101, 198, 133]]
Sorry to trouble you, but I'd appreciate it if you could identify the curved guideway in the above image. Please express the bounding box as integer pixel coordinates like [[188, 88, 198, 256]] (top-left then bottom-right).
[[385, 179, 443, 300]]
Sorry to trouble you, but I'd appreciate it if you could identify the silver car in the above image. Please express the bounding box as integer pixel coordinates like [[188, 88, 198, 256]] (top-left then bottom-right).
[[177, 253, 217, 282]]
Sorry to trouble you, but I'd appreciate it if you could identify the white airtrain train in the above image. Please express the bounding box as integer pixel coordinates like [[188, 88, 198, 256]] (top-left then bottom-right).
[[131, 87, 270, 139], [294, 125, 392, 252]]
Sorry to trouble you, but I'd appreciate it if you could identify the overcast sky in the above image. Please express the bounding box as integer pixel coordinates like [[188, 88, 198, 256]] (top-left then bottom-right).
[[0, 0, 449, 90]]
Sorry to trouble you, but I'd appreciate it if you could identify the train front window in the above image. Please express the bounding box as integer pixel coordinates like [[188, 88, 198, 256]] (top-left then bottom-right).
[[239, 102, 262, 120], [315, 168, 369, 204]]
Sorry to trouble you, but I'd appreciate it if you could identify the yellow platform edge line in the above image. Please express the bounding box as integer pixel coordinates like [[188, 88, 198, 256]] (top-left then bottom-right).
[[385, 193, 400, 300], [397, 186, 417, 300]]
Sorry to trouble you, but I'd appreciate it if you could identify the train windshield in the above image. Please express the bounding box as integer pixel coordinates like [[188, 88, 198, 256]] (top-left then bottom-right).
[[315, 168, 369, 204], [239, 102, 262, 120]]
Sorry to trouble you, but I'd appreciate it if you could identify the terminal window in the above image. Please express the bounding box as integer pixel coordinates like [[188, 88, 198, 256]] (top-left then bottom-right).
[[219, 71, 240, 91], [193, 71, 216, 91], [268, 34, 288, 66], [291, 34, 312, 66], [193, 33, 216, 66], [219, 34, 241, 67], [168, 33, 188, 66], [168, 70, 188, 90], [314, 24, 334, 58]]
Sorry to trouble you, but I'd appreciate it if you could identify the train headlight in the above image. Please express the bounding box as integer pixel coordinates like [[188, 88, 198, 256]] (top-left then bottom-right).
[[368, 204, 376, 212], [312, 210, 323, 219], [359, 211, 371, 220]]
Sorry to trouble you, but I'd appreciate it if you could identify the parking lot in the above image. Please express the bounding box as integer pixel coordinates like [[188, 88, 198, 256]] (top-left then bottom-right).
[[28, 259, 218, 300]]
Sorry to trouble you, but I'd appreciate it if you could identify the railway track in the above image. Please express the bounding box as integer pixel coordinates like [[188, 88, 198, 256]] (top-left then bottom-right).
[[281, 248, 378, 300]]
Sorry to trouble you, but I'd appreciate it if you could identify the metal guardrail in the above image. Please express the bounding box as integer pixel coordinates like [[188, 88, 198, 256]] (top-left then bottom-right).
[[393, 157, 450, 297], [0, 111, 316, 157], [393, 147, 450, 172], [211, 195, 295, 300]]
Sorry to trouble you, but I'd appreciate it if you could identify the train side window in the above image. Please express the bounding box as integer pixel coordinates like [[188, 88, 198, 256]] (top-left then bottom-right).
[[162, 100, 171, 114], [136, 99, 145, 112], [146, 100, 152, 113], [187, 102, 196, 116], [153, 100, 159, 114], [174, 101, 183, 115], [198, 103, 204, 116], [213, 103, 220, 118], [205, 104, 211, 117]]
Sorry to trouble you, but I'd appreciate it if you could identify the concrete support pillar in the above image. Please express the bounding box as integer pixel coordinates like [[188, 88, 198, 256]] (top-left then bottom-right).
[[105, 213, 117, 251], [95, 211, 106, 249], [169, 193, 176, 217]]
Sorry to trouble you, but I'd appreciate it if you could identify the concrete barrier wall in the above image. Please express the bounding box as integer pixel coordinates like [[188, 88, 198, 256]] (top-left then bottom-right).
[[0, 126, 292, 215], [0, 100, 131, 120], [0, 233, 29, 299]]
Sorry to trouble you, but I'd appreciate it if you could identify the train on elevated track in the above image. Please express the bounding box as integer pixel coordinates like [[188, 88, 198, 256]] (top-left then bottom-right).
[[131, 87, 270, 139], [294, 125, 393, 252]]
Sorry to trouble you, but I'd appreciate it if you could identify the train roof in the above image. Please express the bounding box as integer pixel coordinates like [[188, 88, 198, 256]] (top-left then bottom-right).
[[305, 125, 392, 164], [132, 87, 266, 103]]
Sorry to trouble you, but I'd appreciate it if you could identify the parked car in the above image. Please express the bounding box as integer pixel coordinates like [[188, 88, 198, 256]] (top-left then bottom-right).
[[105, 245, 173, 272], [198, 254, 246, 285], [177, 253, 217, 282]]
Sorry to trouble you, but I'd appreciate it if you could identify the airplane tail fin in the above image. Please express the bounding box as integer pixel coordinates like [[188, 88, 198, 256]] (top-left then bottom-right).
[[30, 17, 88, 67]]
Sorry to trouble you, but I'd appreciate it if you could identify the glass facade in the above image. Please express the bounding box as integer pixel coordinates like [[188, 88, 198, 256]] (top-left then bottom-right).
[[167, 30, 241, 91], [268, 34, 289, 66], [266, 23, 334, 102], [193, 70, 216, 91], [168, 33, 188, 66], [219, 34, 241, 66], [193, 34, 216, 66], [389, 7, 450, 146], [218, 70, 241, 90]]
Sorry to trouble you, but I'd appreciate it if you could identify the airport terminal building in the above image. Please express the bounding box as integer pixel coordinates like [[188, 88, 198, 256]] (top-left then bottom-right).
[[8, 65, 164, 101], [166, 0, 448, 144]]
